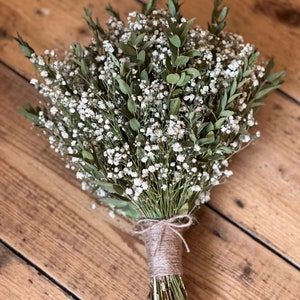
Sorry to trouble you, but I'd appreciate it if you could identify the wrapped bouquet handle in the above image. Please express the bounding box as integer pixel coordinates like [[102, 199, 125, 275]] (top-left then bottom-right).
[[136, 215, 195, 277]]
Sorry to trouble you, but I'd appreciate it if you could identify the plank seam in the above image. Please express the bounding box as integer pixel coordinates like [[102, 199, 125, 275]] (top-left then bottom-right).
[[0, 238, 82, 300], [206, 203, 300, 271]]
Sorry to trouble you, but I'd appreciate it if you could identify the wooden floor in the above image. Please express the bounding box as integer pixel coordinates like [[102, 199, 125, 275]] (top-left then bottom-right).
[[0, 0, 299, 299]]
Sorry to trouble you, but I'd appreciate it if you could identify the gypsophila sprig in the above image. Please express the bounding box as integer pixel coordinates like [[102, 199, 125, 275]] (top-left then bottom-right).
[[17, 0, 285, 299]]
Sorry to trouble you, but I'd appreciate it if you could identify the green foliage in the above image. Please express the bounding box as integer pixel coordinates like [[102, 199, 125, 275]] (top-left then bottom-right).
[[15, 33, 35, 58], [16, 0, 285, 223], [208, 0, 229, 35]]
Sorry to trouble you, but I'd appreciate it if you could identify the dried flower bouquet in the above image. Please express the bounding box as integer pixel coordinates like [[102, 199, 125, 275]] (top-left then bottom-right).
[[16, 0, 284, 299]]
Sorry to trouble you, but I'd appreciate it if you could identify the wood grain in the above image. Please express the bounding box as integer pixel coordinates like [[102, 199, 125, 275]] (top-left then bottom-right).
[[0, 0, 300, 298], [211, 92, 300, 265], [1, 62, 299, 299], [0, 0, 300, 99], [0, 243, 73, 300]]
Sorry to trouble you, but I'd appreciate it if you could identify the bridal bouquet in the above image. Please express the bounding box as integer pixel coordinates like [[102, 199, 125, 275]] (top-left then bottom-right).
[[16, 0, 284, 298]]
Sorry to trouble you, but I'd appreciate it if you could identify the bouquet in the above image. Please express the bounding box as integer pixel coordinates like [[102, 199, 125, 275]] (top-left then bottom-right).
[[16, 0, 284, 298]]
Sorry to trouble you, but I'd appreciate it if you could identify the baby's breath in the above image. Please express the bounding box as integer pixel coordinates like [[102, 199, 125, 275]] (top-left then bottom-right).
[[17, 0, 284, 222]]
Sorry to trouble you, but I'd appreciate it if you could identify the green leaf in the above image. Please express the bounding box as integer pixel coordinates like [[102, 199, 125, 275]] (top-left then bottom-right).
[[243, 69, 253, 77], [117, 78, 131, 95], [166, 73, 180, 85], [218, 146, 232, 154], [266, 71, 285, 83], [175, 55, 190, 67], [176, 72, 186, 86], [214, 117, 226, 129], [133, 33, 146, 46], [184, 68, 200, 79], [255, 85, 281, 99], [140, 69, 149, 82], [169, 35, 181, 48], [82, 150, 94, 161], [74, 43, 83, 57], [106, 4, 120, 20], [249, 50, 260, 65], [179, 18, 195, 44], [265, 57, 275, 75], [129, 118, 140, 131], [109, 53, 120, 68], [100, 197, 130, 207], [168, 0, 177, 16], [205, 122, 214, 133], [80, 60, 89, 76], [220, 110, 234, 117], [197, 122, 209, 135], [81, 162, 105, 180], [219, 6, 229, 21], [220, 91, 227, 111], [127, 98, 137, 114], [189, 132, 197, 142], [100, 197, 139, 219], [142, 40, 154, 50], [237, 78, 251, 89], [98, 181, 123, 195], [144, 0, 157, 15], [115, 42, 136, 56], [199, 131, 215, 145], [230, 78, 237, 96], [228, 93, 242, 104], [15, 33, 35, 58], [178, 203, 189, 215], [137, 50, 146, 63], [169, 98, 181, 115], [18, 108, 41, 126], [172, 88, 183, 96]]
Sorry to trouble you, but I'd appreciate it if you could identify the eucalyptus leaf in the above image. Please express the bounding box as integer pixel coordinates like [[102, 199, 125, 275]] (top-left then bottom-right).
[[255, 85, 281, 100], [134, 33, 146, 46], [137, 50, 146, 63], [166, 73, 180, 85], [129, 118, 141, 131], [199, 131, 215, 145], [115, 42, 136, 56], [214, 117, 226, 129], [175, 55, 190, 67], [170, 98, 181, 115], [98, 181, 124, 195], [117, 78, 131, 95], [82, 150, 94, 161], [184, 67, 200, 79], [127, 98, 137, 114], [140, 69, 149, 82], [220, 110, 234, 117], [169, 35, 181, 48], [230, 78, 237, 96]]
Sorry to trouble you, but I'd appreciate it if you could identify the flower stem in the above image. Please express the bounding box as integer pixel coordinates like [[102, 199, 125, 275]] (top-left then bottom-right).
[[148, 275, 188, 300]]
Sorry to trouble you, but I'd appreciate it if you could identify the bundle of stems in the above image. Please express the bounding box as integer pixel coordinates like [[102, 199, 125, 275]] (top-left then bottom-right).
[[16, 0, 284, 298]]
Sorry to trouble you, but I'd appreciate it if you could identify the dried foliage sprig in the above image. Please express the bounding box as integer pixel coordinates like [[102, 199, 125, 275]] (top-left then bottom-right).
[[16, 0, 284, 298]]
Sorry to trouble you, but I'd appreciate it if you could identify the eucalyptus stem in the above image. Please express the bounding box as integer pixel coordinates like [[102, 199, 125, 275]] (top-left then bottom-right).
[[148, 275, 188, 300]]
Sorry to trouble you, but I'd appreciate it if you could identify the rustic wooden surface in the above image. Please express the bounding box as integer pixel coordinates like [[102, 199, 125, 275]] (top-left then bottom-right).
[[0, 0, 299, 299]]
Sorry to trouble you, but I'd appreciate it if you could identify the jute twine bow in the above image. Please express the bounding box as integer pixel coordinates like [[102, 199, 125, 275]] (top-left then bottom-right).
[[135, 215, 195, 277]]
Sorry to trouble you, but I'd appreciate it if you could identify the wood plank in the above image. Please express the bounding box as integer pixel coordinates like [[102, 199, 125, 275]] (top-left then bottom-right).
[[0, 243, 73, 300], [0, 0, 299, 99], [1, 59, 300, 299], [1, 152, 300, 299], [210, 92, 300, 266]]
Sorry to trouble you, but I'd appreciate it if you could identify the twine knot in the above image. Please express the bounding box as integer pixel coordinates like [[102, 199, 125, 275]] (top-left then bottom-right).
[[135, 215, 195, 277]]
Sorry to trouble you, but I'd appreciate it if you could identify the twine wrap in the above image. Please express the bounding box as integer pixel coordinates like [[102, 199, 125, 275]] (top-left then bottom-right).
[[135, 215, 194, 277]]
